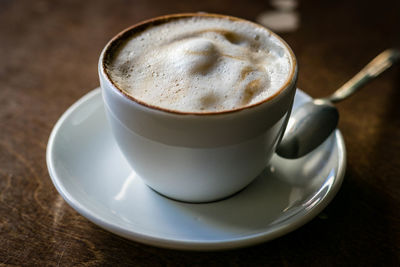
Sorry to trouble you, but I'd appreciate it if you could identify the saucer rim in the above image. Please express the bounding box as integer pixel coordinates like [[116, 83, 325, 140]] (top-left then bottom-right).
[[46, 88, 346, 251]]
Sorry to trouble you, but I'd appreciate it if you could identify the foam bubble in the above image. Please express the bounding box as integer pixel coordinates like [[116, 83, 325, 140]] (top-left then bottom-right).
[[106, 16, 291, 112]]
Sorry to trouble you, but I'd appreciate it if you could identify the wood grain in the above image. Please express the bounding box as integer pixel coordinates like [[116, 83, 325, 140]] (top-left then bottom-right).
[[0, 0, 399, 265]]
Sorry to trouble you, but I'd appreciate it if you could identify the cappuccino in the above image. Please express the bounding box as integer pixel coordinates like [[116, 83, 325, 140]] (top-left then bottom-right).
[[100, 14, 298, 202], [105, 15, 292, 113]]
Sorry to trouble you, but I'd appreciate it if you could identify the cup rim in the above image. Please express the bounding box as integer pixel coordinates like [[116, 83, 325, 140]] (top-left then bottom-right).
[[100, 12, 298, 116]]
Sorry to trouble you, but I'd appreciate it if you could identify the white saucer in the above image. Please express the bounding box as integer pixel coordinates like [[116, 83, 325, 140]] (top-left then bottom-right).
[[47, 88, 346, 251]]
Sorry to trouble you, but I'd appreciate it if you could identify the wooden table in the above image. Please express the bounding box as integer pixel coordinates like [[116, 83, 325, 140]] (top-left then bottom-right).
[[1, 0, 399, 265]]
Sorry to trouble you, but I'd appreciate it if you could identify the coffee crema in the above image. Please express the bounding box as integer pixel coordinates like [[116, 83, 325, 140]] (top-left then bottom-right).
[[105, 15, 292, 113]]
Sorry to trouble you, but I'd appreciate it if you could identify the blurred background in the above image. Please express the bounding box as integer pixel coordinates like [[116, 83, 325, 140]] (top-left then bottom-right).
[[0, 0, 399, 265]]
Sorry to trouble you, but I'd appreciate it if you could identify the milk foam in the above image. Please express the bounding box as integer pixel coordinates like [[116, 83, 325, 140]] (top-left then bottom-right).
[[106, 16, 292, 112]]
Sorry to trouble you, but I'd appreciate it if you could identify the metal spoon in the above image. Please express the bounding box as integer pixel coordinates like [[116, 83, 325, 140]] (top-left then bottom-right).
[[277, 49, 400, 159]]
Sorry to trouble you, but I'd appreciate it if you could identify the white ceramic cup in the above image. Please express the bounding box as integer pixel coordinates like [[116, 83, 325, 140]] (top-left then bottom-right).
[[99, 13, 298, 202]]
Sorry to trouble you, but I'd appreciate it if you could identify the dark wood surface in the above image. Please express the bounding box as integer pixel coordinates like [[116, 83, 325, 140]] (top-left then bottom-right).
[[1, 0, 399, 265]]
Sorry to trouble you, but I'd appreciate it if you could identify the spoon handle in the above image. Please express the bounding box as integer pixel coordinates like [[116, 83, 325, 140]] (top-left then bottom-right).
[[328, 49, 400, 103]]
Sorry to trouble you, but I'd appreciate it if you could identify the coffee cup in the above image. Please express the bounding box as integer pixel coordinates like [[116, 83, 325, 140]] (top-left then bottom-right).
[[99, 13, 298, 202]]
